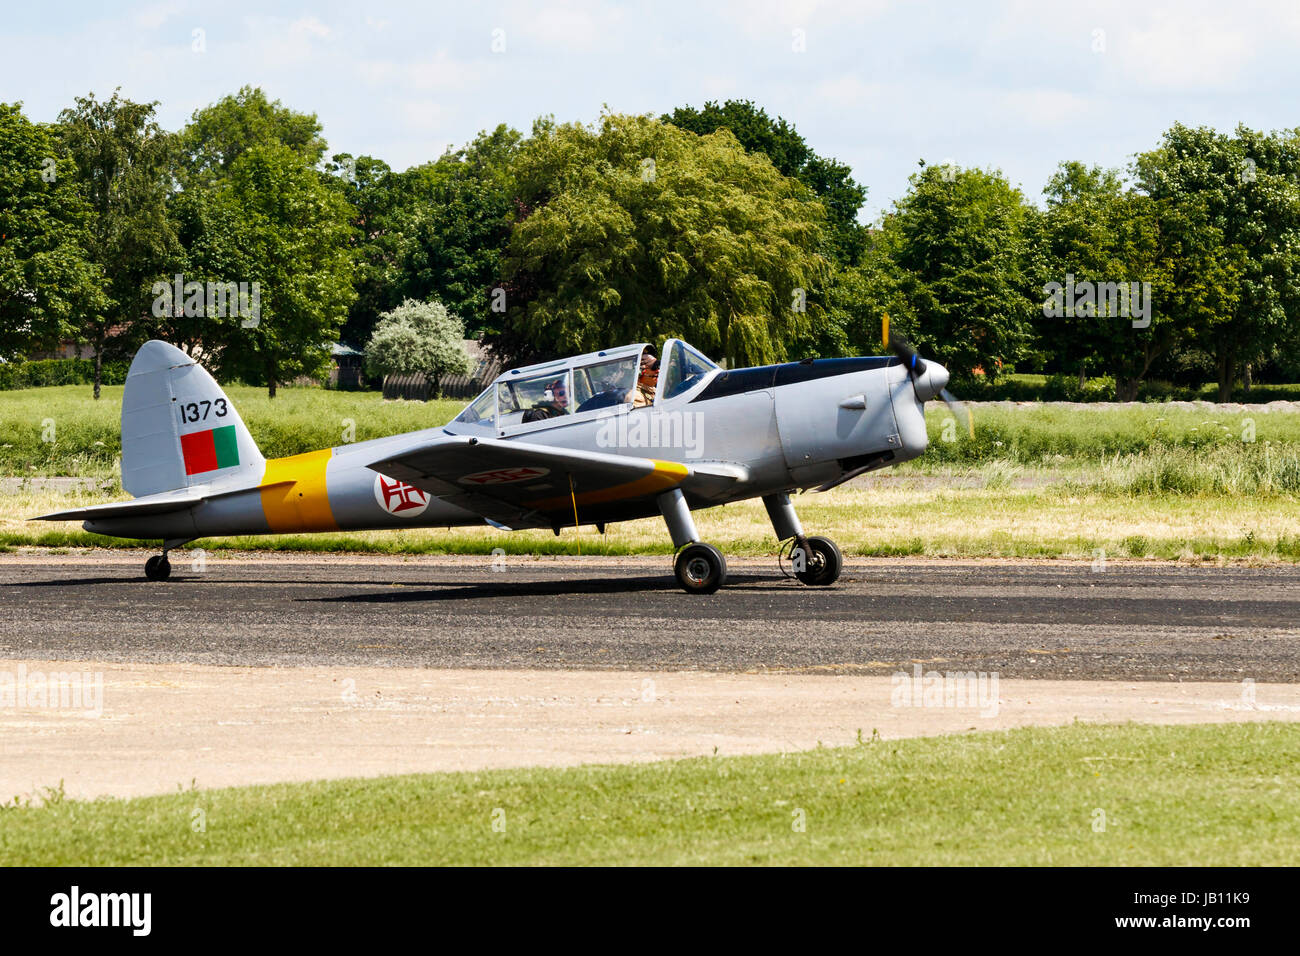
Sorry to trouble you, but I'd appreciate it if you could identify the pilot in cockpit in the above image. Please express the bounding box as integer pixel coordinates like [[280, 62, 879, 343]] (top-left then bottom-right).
[[522, 379, 569, 422]]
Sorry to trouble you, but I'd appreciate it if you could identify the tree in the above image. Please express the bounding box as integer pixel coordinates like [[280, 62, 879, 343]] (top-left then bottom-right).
[[665, 100, 811, 176], [364, 298, 473, 397], [0, 102, 104, 360], [868, 163, 1036, 383], [176, 144, 356, 396], [332, 125, 523, 349], [168, 91, 351, 393], [327, 153, 406, 348], [491, 112, 832, 368], [825, 243, 894, 359], [664, 100, 867, 264], [57, 90, 178, 398], [1135, 124, 1300, 401], [1033, 163, 1186, 400], [395, 125, 521, 341], [162, 169, 260, 359], [176, 86, 326, 185]]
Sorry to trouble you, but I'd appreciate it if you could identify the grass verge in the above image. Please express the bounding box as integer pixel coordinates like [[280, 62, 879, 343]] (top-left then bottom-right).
[[2, 722, 1296, 865]]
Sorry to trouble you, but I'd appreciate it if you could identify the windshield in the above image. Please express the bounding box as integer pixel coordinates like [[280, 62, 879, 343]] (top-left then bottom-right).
[[453, 385, 496, 427], [660, 340, 718, 400]]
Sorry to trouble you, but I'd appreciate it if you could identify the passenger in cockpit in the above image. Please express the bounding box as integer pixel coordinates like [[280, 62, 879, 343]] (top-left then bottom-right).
[[632, 349, 658, 408]]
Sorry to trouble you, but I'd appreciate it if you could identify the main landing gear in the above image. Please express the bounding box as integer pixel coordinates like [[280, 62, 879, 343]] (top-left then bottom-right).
[[659, 488, 727, 594], [789, 535, 843, 586], [657, 489, 842, 594], [674, 543, 727, 594], [765, 493, 842, 588], [143, 538, 191, 582]]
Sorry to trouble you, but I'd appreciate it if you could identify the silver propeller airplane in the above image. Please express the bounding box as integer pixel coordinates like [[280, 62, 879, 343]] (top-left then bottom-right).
[[34, 335, 962, 593]]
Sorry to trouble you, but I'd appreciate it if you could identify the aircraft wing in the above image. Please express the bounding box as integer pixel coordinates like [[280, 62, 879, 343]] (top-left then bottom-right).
[[367, 436, 744, 529]]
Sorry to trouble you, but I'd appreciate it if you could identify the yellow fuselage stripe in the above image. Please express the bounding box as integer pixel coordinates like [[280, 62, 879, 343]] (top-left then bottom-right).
[[259, 448, 338, 532], [525, 461, 689, 512]]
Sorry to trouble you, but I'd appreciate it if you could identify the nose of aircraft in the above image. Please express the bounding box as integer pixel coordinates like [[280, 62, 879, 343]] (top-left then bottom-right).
[[912, 361, 949, 403]]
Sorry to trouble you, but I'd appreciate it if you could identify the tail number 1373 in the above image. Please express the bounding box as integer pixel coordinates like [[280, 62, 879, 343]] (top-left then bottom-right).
[[180, 398, 229, 424]]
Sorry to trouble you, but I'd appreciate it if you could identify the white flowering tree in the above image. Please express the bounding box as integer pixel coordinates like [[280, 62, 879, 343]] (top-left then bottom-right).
[[364, 298, 473, 398]]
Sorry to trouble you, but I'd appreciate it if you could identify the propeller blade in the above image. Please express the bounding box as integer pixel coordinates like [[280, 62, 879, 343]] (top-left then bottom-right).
[[940, 387, 975, 439], [887, 332, 927, 377]]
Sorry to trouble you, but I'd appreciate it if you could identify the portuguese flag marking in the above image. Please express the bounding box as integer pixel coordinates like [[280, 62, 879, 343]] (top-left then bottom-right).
[[181, 425, 240, 475]]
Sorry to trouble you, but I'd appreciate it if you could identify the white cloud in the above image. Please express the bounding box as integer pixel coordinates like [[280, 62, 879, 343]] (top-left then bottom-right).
[[1118, 16, 1254, 91], [290, 16, 331, 40], [132, 1, 183, 32], [498, 2, 630, 54], [235, 14, 334, 67]]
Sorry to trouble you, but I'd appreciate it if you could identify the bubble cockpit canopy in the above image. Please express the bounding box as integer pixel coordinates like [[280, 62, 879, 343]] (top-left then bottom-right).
[[452, 339, 718, 431]]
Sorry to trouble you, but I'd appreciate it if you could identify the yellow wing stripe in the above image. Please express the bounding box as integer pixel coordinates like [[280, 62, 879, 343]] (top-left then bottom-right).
[[524, 460, 689, 512], [259, 448, 338, 533]]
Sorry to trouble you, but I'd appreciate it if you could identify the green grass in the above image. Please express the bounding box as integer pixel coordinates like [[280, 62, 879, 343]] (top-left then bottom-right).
[[6, 384, 1300, 561], [965, 373, 1300, 403], [6, 468, 1300, 560], [3, 722, 1296, 865], [0, 384, 463, 478], [921, 403, 1300, 466], [5, 383, 1300, 480]]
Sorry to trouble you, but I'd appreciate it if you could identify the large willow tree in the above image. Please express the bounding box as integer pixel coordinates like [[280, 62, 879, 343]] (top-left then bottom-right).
[[491, 112, 832, 367]]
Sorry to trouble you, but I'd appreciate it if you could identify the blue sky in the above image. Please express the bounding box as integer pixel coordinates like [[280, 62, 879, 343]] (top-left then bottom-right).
[[4, 0, 1298, 220]]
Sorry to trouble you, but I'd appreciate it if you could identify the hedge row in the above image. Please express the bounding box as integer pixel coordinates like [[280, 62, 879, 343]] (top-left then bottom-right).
[[0, 358, 130, 391]]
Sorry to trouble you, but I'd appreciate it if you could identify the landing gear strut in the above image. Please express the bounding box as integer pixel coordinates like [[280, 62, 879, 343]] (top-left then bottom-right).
[[659, 488, 728, 594], [143, 538, 190, 582], [764, 493, 843, 587]]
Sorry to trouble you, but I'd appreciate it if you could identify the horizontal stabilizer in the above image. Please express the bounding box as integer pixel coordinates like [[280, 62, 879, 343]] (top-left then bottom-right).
[[32, 490, 205, 522], [28, 478, 293, 523]]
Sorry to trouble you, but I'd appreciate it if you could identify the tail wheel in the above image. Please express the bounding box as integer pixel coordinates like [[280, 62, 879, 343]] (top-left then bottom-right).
[[144, 555, 171, 582], [794, 536, 842, 587], [674, 543, 727, 595]]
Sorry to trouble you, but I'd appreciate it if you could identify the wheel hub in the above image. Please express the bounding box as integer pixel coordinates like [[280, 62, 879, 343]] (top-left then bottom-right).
[[684, 556, 711, 584]]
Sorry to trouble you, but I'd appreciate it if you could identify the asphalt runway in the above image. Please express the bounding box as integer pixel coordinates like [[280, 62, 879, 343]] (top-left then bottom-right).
[[2, 554, 1298, 680]]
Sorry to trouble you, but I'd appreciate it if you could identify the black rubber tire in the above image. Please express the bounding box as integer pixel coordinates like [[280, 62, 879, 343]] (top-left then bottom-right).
[[793, 536, 842, 586], [144, 555, 171, 582], [674, 543, 727, 594]]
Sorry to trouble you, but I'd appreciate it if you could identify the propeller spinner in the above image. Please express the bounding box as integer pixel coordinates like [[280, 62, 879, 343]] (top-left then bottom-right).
[[888, 333, 974, 439]]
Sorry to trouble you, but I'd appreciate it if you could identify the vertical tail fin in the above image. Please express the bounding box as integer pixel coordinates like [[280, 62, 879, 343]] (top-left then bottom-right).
[[121, 341, 265, 496]]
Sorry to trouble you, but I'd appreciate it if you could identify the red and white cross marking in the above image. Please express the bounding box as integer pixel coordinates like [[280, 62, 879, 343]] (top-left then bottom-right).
[[458, 466, 550, 486], [374, 475, 431, 517]]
